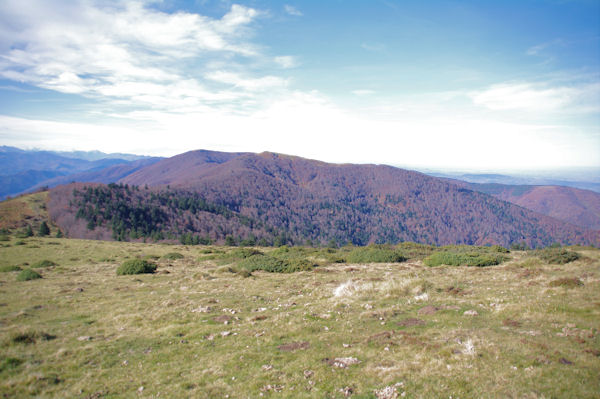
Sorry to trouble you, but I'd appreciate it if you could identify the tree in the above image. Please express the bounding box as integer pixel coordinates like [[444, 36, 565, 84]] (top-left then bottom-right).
[[56, 229, 64, 238], [24, 225, 33, 237], [225, 235, 236, 246], [38, 221, 50, 236]]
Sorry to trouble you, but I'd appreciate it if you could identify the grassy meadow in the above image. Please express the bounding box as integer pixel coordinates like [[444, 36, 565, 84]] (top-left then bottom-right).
[[0, 236, 598, 398]]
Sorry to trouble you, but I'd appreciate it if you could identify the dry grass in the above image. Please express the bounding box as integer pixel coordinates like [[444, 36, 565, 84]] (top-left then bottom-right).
[[0, 238, 598, 398]]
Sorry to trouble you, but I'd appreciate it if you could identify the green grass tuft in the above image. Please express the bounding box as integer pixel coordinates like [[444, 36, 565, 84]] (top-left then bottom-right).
[[424, 251, 508, 267], [116, 259, 157, 275], [16, 268, 42, 281], [31, 259, 57, 268], [162, 252, 184, 260]]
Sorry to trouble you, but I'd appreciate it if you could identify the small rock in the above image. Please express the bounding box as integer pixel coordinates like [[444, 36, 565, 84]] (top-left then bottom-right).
[[374, 385, 398, 399], [326, 357, 360, 368], [261, 364, 273, 371], [77, 336, 92, 341], [463, 310, 479, 316], [303, 370, 314, 379], [137, 386, 144, 393], [191, 306, 212, 313], [220, 331, 231, 337], [339, 386, 353, 397]]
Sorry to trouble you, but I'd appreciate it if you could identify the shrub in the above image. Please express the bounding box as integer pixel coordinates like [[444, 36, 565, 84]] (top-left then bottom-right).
[[162, 252, 184, 260], [549, 277, 583, 288], [116, 259, 157, 275], [16, 269, 42, 281], [345, 246, 407, 263], [424, 251, 507, 267], [536, 248, 580, 265], [0, 265, 21, 272], [396, 242, 436, 259], [238, 254, 315, 273], [31, 259, 57, 268]]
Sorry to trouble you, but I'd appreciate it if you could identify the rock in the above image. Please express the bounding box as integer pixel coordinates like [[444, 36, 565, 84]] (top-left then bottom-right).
[[77, 336, 92, 341], [220, 331, 231, 337], [374, 385, 398, 399], [339, 386, 353, 397], [303, 370, 314, 379], [261, 364, 273, 371], [325, 357, 360, 368], [191, 306, 212, 313], [463, 310, 479, 316]]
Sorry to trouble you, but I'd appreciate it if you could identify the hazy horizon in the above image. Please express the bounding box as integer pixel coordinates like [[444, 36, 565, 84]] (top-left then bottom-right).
[[0, 1, 599, 171]]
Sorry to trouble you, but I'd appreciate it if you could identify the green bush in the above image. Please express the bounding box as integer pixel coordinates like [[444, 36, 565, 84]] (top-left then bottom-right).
[[31, 259, 57, 268], [0, 265, 21, 272], [162, 252, 184, 260], [396, 242, 436, 259], [0, 357, 23, 372], [424, 251, 507, 267], [116, 259, 157, 275], [16, 269, 42, 281], [536, 248, 580, 265], [238, 254, 315, 273], [345, 245, 407, 263]]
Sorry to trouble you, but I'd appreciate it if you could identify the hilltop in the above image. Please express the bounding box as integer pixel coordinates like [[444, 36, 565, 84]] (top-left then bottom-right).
[[41, 150, 599, 248]]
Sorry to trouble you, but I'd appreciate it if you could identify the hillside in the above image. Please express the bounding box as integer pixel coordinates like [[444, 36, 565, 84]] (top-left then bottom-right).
[[45, 150, 599, 247], [0, 237, 598, 397], [447, 181, 600, 230]]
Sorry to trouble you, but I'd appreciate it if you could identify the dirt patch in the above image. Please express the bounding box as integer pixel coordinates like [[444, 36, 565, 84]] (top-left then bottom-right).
[[367, 331, 394, 345], [503, 319, 522, 327], [213, 315, 232, 323], [417, 305, 439, 315], [445, 286, 466, 296], [252, 315, 268, 321], [398, 318, 425, 327], [278, 341, 310, 351]]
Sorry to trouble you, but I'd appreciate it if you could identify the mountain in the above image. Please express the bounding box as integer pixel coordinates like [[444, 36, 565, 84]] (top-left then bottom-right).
[[0, 146, 161, 200], [445, 180, 600, 230], [47, 150, 599, 247], [427, 169, 600, 193]]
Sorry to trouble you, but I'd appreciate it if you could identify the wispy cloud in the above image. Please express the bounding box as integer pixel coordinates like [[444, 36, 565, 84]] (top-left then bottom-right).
[[470, 82, 600, 113], [274, 56, 298, 69], [284, 5, 303, 16], [361, 42, 386, 52]]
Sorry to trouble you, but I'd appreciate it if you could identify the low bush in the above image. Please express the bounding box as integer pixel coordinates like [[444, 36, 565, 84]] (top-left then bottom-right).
[[0, 265, 21, 272], [396, 242, 436, 259], [238, 254, 315, 273], [549, 277, 583, 288], [16, 269, 42, 281], [116, 259, 157, 275], [424, 251, 507, 267], [162, 252, 184, 260], [31, 259, 57, 268], [536, 248, 580, 264], [345, 245, 407, 263]]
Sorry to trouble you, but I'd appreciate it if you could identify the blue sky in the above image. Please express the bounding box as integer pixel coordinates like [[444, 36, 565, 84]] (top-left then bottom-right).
[[0, 0, 598, 171]]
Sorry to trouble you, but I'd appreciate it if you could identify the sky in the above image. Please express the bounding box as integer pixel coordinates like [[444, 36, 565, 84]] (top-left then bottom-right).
[[0, 0, 598, 171]]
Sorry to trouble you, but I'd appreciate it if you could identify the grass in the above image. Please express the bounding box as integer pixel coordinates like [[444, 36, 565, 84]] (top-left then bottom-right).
[[0, 238, 598, 398], [31, 259, 57, 268]]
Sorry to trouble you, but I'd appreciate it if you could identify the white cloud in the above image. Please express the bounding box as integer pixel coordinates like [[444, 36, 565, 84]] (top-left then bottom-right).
[[0, 0, 267, 111], [470, 82, 599, 112], [284, 5, 303, 16], [205, 71, 288, 92], [274, 56, 298, 69]]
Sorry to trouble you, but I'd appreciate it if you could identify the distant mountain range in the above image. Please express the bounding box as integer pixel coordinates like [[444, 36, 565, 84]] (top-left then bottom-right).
[[46, 150, 599, 247], [0, 146, 160, 200]]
